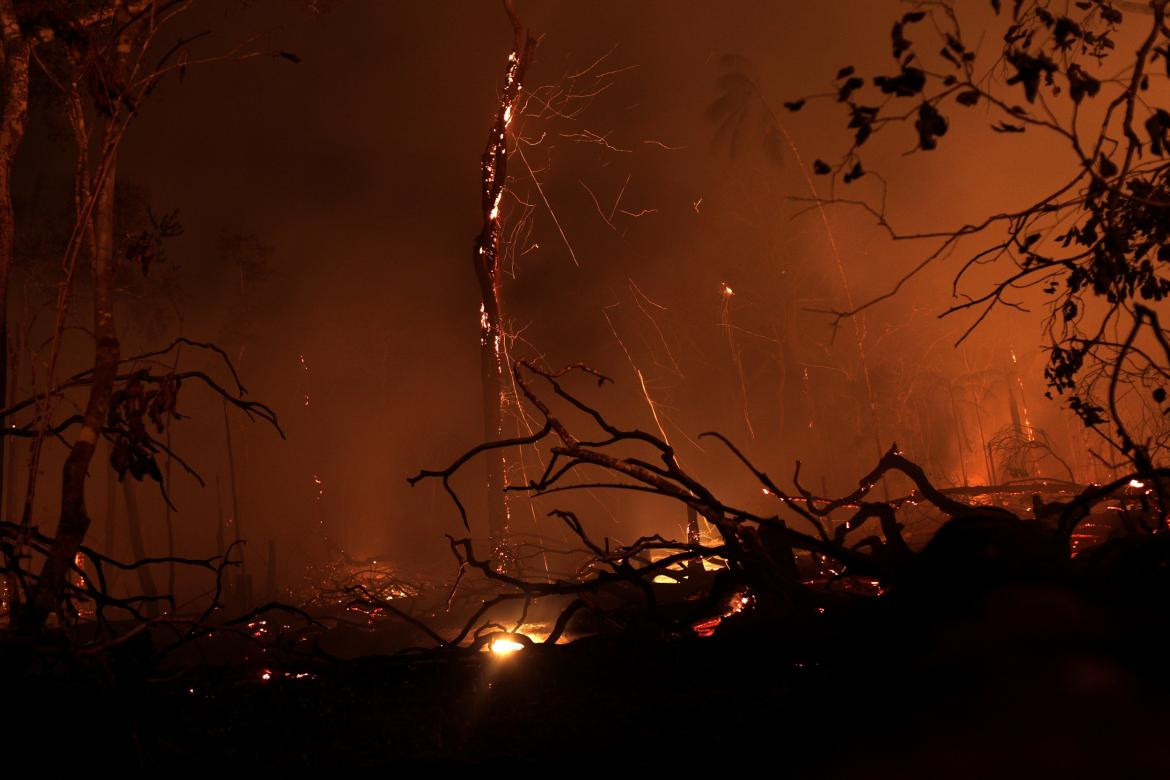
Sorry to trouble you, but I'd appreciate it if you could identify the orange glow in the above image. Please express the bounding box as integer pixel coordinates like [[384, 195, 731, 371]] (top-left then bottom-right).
[[487, 634, 527, 657]]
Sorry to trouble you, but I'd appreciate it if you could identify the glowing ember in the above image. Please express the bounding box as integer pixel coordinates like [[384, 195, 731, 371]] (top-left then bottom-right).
[[1129, 479, 1145, 489], [298, 354, 311, 405], [488, 634, 527, 657], [691, 589, 753, 637]]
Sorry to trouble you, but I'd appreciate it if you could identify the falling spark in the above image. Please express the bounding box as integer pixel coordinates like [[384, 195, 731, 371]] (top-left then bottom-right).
[[1009, 348, 1036, 441], [637, 369, 670, 447], [299, 354, 311, 406], [628, 279, 684, 378], [719, 282, 755, 439], [312, 474, 324, 503], [642, 139, 685, 151], [516, 142, 579, 267]]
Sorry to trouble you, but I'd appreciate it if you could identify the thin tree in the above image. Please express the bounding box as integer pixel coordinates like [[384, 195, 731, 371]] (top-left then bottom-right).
[[471, 0, 535, 571], [15, 1, 295, 632]]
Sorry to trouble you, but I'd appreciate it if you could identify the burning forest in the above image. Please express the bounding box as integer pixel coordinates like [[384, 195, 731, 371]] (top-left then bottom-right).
[[3, 0, 1170, 774]]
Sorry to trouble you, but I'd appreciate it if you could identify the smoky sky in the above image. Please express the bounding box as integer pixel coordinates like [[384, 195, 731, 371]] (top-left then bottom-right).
[[11, 1, 1091, 582]]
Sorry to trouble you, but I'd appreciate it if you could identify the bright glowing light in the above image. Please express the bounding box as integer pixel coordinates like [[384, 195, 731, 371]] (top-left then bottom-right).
[[260, 670, 272, 681], [488, 635, 526, 657], [652, 574, 677, 584], [1129, 479, 1145, 489], [721, 283, 734, 297], [503, 104, 513, 126]]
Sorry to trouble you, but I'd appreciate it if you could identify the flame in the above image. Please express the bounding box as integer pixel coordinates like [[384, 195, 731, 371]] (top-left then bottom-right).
[[488, 634, 527, 657]]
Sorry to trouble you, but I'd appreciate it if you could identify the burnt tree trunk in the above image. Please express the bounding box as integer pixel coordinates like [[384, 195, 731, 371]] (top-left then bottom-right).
[[0, 3, 29, 521], [18, 8, 137, 632], [471, 1, 535, 572], [0, 4, 28, 612]]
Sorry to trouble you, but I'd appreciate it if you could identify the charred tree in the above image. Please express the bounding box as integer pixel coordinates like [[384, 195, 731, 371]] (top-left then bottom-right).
[[405, 361, 1170, 647], [18, 4, 139, 632], [0, 0, 29, 607], [471, 0, 536, 572]]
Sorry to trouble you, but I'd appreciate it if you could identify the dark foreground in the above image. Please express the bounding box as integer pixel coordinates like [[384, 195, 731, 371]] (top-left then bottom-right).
[[7, 551, 1170, 777]]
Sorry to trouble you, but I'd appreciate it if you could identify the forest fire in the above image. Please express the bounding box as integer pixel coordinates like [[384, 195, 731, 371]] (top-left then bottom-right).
[[486, 633, 528, 657], [2, 0, 1170, 772]]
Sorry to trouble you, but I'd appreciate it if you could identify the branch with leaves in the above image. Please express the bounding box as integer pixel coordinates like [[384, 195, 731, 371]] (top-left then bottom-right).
[[775, 0, 1170, 468]]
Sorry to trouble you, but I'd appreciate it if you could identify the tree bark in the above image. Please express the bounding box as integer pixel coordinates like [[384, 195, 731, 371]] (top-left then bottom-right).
[[18, 7, 133, 632], [472, 2, 535, 572], [0, 3, 30, 522]]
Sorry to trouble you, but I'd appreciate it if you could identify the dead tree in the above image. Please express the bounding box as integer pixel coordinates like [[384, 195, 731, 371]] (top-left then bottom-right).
[[0, 2, 31, 515], [471, 0, 536, 572], [398, 362, 1170, 647]]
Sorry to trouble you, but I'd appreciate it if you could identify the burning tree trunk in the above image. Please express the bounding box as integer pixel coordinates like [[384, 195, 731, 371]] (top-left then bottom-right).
[[471, 0, 535, 572]]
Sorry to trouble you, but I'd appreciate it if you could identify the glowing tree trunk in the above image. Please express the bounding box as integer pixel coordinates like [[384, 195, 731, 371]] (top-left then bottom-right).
[[472, 1, 535, 572]]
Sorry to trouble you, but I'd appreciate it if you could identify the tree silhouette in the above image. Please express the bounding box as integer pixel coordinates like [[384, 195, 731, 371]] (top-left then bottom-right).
[[784, 1, 1170, 480]]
